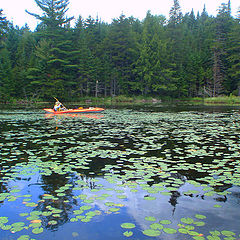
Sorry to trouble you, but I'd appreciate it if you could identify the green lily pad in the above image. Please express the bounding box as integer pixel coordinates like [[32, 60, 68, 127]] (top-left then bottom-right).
[[206, 235, 221, 240], [150, 223, 163, 230], [143, 229, 161, 237], [0, 217, 8, 224], [163, 227, 177, 234], [160, 220, 171, 225], [117, 195, 127, 199], [48, 220, 57, 225], [194, 221, 205, 227], [181, 217, 194, 224], [32, 227, 43, 234], [19, 213, 29, 217], [144, 196, 156, 200], [121, 223, 136, 229], [81, 218, 91, 222], [221, 230, 235, 236], [195, 214, 207, 220], [188, 231, 201, 236], [17, 235, 30, 240], [109, 208, 120, 212], [104, 202, 115, 206], [80, 205, 92, 211], [213, 204, 222, 208], [70, 218, 78, 222], [192, 236, 205, 240], [145, 216, 156, 221], [178, 228, 188, 234], [123, 231, 133, 237]]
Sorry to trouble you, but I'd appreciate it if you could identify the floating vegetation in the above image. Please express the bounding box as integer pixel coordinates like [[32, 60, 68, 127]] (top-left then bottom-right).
[[121, 223, 136, 229], [143, 229, 161, 237], [0, 108, 240, 239]]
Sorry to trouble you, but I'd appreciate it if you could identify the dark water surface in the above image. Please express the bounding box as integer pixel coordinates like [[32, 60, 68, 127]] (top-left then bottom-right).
[[0, 106, 240, 240]]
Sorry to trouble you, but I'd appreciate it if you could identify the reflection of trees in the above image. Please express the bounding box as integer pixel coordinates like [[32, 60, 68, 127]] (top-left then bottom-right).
[[169, 191, 181, 215], [33, 172, 78, 231], [0, 181, 9, 205], [77, 174, 98, 190], [0, 163, 16, 205]]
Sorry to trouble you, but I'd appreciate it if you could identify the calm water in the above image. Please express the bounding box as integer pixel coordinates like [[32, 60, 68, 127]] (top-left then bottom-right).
[[0, 106, 240, 240]]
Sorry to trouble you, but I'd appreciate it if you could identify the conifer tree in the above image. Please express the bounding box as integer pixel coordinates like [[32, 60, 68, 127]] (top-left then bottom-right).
[[169, 0, 183, 25], [0, 9, 8, 45], [211, 2, 233, 96], [226, 8, 240, 95], [26, 0, 74, 99], [103, 14, 137, 95], [0, 10, 12, 101]]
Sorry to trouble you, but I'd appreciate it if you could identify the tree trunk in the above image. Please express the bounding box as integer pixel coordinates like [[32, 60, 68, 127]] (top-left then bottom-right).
[[213, 47, 223, 97], [95, 80, 98, 97]]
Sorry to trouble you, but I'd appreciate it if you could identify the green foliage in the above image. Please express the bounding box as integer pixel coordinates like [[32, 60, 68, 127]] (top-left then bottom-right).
[[0, 1, 239, 101]]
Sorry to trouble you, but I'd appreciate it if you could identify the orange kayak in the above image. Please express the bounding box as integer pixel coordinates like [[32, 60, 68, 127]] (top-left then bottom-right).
[[43, 107, 104, 114]]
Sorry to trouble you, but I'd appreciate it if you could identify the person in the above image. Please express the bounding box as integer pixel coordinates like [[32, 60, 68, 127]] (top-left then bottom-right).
[[54, 101, 61, 111]]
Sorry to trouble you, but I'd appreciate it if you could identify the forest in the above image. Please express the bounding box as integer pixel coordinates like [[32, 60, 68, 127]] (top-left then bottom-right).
[[0, 0, 239, 102]]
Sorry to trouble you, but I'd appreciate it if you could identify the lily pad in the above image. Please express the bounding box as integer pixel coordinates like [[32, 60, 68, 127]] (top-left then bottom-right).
[[160, 220, 171, 225], [163, 227, 177, 234], [145, 216, 156, 221], [195, 214, 207, 220], [150, 223, 163, 230], [221, 230, 235, 236], [17, 235, 30, 240], [32, 227, 43, 234], [123, 231, 133, 237], [121, 223, 136, 229], [109, 208, 120, 212], [143, 229, 161, 237], [181, 217, 194, 224]]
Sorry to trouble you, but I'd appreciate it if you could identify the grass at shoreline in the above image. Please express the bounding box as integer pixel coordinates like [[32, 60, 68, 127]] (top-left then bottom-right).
[[203, 96, 240, 105], [187, 96, 240, 105], [1, 95, 240, 107]]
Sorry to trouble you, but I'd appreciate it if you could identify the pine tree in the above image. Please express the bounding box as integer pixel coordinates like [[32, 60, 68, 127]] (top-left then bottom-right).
[[0, 9, 8, 44], [11, 27, 37, 99], [0, 11, 14, 101], [167, 0, 184, 97], [226, 8, 240, 95], [70, 16, 95, 97], [211, 2, 234, 96], [26, 0, 74, 99], [169, 0, 183, 25], [103, 14, 137, 95], [26, 0, 74, 30]]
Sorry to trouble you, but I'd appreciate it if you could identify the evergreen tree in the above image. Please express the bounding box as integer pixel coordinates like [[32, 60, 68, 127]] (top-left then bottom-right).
[[0, 1, 239, 100], [26, 0, 74, 99], [167, 0, 184, 97], [226, 8, 240, 95], [0, 9, 8, 45], [103, 14, 137, 95], [169, 0, 183, 25], [134, 11, 178, 96], [211, 2, 233, 96], [13, 28, 37, 99], [26, 0, 74, 29], [0, 10, 12, 101]]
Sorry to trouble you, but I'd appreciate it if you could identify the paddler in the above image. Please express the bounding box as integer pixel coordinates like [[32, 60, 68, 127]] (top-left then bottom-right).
[[54, 101, 61, 111]]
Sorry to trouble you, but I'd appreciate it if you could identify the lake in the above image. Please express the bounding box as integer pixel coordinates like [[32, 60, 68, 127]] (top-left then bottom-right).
[[0, 106, 240, 240]]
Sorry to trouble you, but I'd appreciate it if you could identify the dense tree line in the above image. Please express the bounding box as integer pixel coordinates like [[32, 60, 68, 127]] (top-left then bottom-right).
[[0, 0, 239, 102]]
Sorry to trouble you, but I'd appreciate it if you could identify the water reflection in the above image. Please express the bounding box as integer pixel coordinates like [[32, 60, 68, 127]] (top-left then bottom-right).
[[0, 109, 240, 239], [45, 113, 104, 119], [34, 173, 78, 230], [45, 113, 104, 131]]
